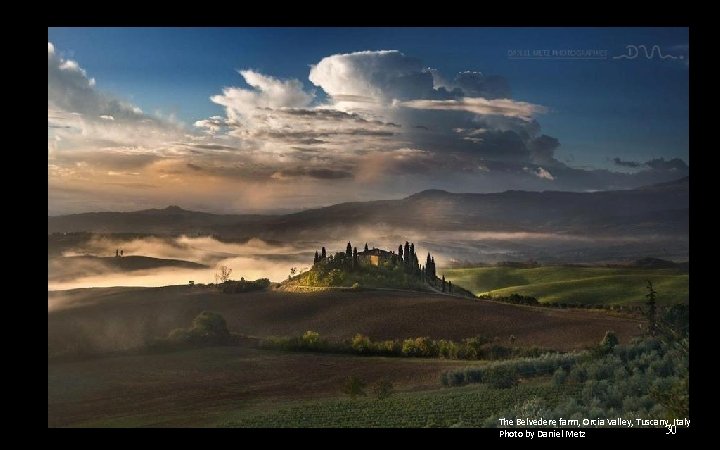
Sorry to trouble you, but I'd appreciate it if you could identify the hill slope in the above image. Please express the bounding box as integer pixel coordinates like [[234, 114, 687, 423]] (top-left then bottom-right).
[[48, 286, 642, 357], [48, 256, 208, 282], [48, 177, 689, 238], [443, 265, 689, 305]]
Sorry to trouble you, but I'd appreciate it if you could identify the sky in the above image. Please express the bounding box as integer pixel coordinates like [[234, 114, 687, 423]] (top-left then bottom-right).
[[48, 27, 689, 215]]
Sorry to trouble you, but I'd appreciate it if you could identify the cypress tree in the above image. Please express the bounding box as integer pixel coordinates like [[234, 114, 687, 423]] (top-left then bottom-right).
[[364, 243, 369, 252], [404, 242, 410, 266], [346, 242, 352, 257], [398, 245, 403, 261], [321, 247, 326, 259], [442, 275, 446, 292], [314, 251, 319, 264], [646, 280, 658, 337], [353, 247, 358, 269]]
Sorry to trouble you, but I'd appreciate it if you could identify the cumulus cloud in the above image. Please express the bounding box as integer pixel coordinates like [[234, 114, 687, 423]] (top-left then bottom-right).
[[49, 43, 144, 123], [207, 70, 314, 126], [309, 50, 431, 103]]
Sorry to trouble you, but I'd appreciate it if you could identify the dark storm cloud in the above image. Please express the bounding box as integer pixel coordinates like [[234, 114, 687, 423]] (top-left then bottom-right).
[[645, 157, 689, 171], [451, 71, 512, 99], [613, 158, 642, 168], [274, 167, 354, 179], [529, 135, 562, 166]]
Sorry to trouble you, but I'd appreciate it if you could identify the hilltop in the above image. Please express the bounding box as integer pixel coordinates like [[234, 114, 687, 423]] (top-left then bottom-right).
[[284, 241, 474, 297], [48, 255, 208, 282]]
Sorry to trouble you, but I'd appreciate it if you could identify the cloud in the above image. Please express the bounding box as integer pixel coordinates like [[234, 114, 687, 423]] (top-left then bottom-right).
[[48, 43, 689, 215], [529, 135, 561, 166], [523, 165, 555, 181], [271, 167, 354, 180], [209, 70, 314, 123], [535, 167, 555, 180], [645, 157, 688, 171], [613, 157, 642, 168], [48, 42, 145, 123], [309, 50, 433, 103], [399, 97, 545, 120], [48, 41, 187, 166]]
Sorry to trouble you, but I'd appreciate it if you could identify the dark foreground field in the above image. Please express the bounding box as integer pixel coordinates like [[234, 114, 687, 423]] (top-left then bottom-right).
[[49, 286, 642, 355], [48, 346, 479, 427], [48, 286, 644, 427]]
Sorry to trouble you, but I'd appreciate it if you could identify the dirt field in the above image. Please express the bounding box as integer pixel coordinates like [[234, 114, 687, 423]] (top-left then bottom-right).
[[48, 346, 473, 427], [48, 285, 645, 427], [48, 286, 642, 357]]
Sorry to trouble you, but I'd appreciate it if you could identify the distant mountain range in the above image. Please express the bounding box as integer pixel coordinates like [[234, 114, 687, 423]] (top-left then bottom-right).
[[48, 177, 688, 240]]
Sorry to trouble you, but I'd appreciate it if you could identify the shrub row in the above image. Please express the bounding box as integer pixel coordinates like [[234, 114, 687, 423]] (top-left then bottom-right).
[[441, 352, 586, 388], [261, 332, 549, 361]]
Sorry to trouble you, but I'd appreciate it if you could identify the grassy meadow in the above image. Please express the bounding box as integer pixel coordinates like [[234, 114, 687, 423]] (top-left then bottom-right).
[[443, 266, 688, 306]]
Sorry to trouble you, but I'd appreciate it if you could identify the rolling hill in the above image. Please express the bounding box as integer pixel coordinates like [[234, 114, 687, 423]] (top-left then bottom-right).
[[48, 286, 642, 358], [443, 265, 689, 305], [48, 177, 689, 239], [48, 255, 208, 282]]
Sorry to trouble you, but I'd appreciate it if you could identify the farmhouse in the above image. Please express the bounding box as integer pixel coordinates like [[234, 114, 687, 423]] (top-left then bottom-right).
[[358, 248, 395, 266]]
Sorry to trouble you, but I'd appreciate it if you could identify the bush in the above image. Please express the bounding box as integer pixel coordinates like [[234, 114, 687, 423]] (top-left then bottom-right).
[[437, 340, 458, 359], [343, 376, 367, 399], [483, 338, 688, 423], [552, 367, 567, 386], [351, 334, 372, 353], [191, 311, 231, 343], [485, 367, 518, 389], [401, 337, 438, 357], [303, 331, 320, 346], [487, 344, 512, 360], [221, 278, 270, 293], [442, 352, 584, 388], [163, 311, 232, 347], [569, 366, 588, 383], [372, 379, 394, 400], [598, 331, 619, 354]]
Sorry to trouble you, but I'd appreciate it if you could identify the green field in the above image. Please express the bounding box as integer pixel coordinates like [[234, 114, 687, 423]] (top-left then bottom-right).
[[224, 382, 570, 428], [443, 266, 688, 305]]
